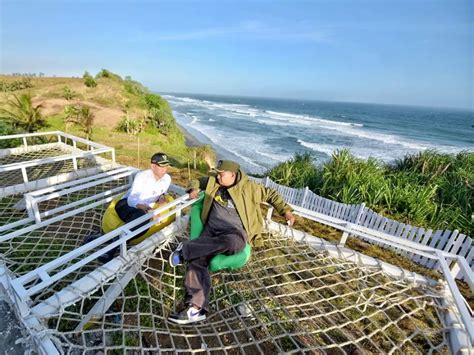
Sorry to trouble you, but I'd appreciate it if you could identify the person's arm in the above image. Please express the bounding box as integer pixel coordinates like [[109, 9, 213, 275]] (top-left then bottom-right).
[[187, 176, 209, 199], [127, 172, 146, 208], [262, 186, 296, 226]]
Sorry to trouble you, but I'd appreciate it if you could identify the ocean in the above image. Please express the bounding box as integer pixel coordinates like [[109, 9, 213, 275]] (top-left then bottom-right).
[[164, 94, 474, 174]]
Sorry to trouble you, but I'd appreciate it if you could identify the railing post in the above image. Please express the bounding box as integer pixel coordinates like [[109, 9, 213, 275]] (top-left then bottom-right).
[[263, 176, 269, 187], [22, 137, 28, 148], [354, 203, 366, 225], [120, 232, 128, 258], [21, 166, 29, 183], [301, 186, 309, 208], [266, 206, 274, 222], [72, 156, 78, 170], [57, 134, 62, 144]]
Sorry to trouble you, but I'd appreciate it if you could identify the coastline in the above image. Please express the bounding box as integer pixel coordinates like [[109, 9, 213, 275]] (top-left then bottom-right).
[[177, 123, 204, 148]]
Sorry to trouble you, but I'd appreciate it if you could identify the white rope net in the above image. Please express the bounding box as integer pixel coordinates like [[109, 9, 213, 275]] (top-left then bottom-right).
[[0, 146, 99, 188], [0, 145, 466, 353], [26, 228, 452, 354]]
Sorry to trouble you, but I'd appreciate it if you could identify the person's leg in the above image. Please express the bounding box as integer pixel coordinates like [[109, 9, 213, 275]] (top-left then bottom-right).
[[181, 232, 246, 261], [184, 256, 212, 311], [182, 233, 246, 310], [115, 199, 151, 240], [99, 199, 152, 263]]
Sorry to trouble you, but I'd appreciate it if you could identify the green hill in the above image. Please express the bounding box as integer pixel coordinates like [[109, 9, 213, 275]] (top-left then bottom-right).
[[0, 70, 214, 185]]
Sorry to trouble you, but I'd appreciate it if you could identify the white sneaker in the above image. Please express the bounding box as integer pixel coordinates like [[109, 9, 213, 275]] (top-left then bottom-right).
[[168, 305, 206, 324]]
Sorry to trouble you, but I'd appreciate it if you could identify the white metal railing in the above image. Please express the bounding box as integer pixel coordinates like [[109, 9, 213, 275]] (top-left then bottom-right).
[[265, 205, 474, 349], [0, 132, 116, 185], [10, 193, 196, 300], [253, 176, 474, 280], [0, 130, 111, 151], [0, 167, 137, 235]]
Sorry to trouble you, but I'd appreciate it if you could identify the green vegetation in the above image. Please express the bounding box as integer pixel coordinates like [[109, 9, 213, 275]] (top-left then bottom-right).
[[63, 104, 94, 139], [0, 71, 214, 182], [83, 71, 97, 88], [62, 86, 77, 100], [0, 92, 47, 133], [267, 150, 473, 236], [0, 78, 33, 92], [116, 115, 145, 135]]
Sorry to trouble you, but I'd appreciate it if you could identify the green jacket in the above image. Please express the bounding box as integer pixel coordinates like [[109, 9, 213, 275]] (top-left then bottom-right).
[[189, 170, 292, 247]]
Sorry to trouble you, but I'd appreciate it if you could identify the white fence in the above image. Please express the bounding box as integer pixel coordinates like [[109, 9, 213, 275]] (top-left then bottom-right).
[[253, 176, 473, 279]]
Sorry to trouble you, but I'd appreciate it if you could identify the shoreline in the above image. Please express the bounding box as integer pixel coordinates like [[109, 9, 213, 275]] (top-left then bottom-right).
[[177, 123, 204, 148]]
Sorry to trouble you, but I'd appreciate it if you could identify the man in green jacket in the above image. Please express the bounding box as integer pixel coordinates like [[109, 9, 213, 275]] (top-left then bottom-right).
[[168, 160, 295, 325]]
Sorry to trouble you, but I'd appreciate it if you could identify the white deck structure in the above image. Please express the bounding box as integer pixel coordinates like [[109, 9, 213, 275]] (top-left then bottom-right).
[[0, 132, 472, 354]]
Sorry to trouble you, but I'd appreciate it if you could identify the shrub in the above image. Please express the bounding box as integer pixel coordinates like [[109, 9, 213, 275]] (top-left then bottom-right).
[[62, 86, 77, 100], [0, 121, 20, 148], [63, 104, 94, 139], [124, 78, 146, 95], [96, 69, 122, 81], [116, 115, 145, 135], [268, 149, 474, 236], [0, 78, 33, 92], [83, 71, 97, 88], [0, 92, 47, 133]]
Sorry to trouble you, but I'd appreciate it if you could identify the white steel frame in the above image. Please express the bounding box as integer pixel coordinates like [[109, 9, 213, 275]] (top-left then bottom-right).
[[0, 131, 116, 188], [0, 166, 138, 233], [266, 204, 474, 351]]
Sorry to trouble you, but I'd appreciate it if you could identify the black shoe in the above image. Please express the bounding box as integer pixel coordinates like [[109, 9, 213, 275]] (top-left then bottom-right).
[[168, 305, 206, 324], [169, 242, 184, 267]]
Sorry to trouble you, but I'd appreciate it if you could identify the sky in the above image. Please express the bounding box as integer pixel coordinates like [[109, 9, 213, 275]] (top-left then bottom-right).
[[0, 0, 472, 110]]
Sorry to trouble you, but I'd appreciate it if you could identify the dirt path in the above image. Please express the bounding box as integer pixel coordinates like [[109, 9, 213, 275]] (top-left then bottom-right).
[[35, 98, 126, 127]]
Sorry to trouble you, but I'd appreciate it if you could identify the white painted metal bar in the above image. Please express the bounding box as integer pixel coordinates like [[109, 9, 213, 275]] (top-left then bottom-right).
[[28, 166, 134, 197], [38, 185, 127, 221], [436, 250, 474, 345], [31, 217, 189, 318], [0, 148, 112, 171], [11, 195, 196, 298], [74, 266, 139, 331], [32, 168, 135, 205], [0, 187, 127, 243], [291, 204, 456, 261], [0, 263, 60, 354]]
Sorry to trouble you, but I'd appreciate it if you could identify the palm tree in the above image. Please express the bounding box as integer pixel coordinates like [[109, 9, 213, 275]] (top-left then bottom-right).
[[63, 104, 94, 140], [0, 92, 47, 133]]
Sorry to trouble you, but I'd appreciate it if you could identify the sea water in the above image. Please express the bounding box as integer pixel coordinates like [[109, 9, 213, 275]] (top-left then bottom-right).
[[165, 94, 473, 174]]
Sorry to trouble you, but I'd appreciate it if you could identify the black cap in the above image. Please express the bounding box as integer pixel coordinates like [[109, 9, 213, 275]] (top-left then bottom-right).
[[151, 152, 171, 166]]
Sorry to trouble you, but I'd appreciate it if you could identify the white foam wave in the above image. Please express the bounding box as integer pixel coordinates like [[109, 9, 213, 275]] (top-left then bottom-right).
[[256, 150, 290, 163], [266, 110, 363, 127]]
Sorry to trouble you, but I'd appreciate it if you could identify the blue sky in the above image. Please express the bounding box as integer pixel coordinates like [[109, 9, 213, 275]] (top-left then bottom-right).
[[1, 0, 472, 109]]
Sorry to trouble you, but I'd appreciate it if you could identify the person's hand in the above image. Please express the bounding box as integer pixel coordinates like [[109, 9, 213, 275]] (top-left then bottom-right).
[[137, 204, 151, 212], [189, 189, 200, 199], [285, 210, 296, 227]]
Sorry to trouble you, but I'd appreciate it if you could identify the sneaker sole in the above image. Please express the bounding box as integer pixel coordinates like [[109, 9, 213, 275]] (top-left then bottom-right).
[[169, 252, 182, 267], [168, 314, 206, 324]]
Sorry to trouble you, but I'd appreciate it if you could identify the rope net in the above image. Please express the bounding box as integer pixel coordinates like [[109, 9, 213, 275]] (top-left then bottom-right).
[[0, 176, 130, 307], [0, 145, 464, 353], [0, 146, 103, 188], [37, 228, 453, 354]]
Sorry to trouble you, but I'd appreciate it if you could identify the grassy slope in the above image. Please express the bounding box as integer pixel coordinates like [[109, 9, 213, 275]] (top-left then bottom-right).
[[0, 74, 211, 186]]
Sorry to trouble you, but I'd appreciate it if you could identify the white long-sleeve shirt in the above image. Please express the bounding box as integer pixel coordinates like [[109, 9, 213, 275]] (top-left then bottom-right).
[[124, 170, 171, 208]]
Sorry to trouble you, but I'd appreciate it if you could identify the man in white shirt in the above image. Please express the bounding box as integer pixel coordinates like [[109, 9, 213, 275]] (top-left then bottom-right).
[[99, 152, 171, 262]]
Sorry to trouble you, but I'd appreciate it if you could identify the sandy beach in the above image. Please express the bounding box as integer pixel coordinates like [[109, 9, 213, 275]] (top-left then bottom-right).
[[177, 123, 204, 148]]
